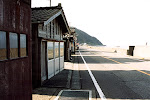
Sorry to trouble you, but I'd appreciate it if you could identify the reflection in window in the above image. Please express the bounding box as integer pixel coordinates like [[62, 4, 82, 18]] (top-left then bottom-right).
[[20, 34, 27, 57], [60, 42, 64, 57], [9, 32, 18, 58], [0, 31, 7, 60], [48, 42, 53, 60], [55, 42, 59, 58]]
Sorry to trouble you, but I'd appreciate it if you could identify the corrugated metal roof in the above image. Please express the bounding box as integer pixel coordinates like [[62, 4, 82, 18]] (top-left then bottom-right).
[[31, 7, 61, 23]]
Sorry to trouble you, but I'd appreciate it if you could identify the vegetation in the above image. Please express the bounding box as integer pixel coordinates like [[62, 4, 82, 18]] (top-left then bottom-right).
[[75, 28, 103, 46]]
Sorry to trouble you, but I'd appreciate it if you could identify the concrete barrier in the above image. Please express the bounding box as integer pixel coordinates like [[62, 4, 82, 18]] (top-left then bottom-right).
[[134, 46, 150, 58]]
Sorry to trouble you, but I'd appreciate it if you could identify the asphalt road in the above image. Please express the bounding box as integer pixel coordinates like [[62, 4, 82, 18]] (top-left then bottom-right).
[[77, 46, 150, 100]]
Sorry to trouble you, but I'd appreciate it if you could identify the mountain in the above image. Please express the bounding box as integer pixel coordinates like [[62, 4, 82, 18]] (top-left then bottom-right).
[[75, 28, 103, 46]]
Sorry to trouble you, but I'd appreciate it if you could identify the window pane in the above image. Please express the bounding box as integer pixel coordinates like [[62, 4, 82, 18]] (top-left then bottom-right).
[[0, 31, 7, 60], [60, 42, 64, 57], [55, 42, 59, 58], [9, 32, 18, 58], [20, 34, 27, 57], [48, 42, 53, 60]]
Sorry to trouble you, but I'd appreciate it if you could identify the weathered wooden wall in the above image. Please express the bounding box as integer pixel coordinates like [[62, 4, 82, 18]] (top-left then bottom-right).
[[32, 23, 42, 88], [38, 18, 63, 41], [0, 0, 32, 100], [0, 0, 31, 34]]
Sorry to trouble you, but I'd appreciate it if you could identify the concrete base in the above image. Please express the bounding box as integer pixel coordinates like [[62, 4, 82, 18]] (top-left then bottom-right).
[[56, 90, 91, 100]]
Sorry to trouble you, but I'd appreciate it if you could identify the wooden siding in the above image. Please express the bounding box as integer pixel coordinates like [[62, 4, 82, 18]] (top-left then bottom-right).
[[0, 0, 32, 100], [32, 24, 42, 88], [38, 18, 63, 41]]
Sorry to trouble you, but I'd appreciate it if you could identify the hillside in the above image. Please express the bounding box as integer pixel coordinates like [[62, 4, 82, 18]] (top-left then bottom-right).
[[75, 28, 103, 46]]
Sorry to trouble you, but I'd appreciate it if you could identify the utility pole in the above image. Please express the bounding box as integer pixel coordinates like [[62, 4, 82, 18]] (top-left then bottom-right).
[[50, 0, 51, 7]]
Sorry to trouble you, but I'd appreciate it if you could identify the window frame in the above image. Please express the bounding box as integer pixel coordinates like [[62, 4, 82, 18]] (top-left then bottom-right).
[[55, 42, 59, 58], [0, 30, 28, 61], [48, 41, 54, 60], [60, 42, 64, 57]]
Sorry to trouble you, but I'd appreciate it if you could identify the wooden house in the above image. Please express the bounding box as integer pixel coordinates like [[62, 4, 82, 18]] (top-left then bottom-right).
[[0, 0, 32, 100], [70, 27, 77, 54], [63, 27, 77, 61], [32, 4, 71, 88], [63, 30, 71, 61]]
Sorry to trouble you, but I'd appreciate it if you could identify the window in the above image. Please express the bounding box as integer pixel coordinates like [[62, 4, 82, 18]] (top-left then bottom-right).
[[9, 32, 18, 58], [20, 34, 27, 57], [55, 42, 59, 58], [0, 31, 7, 60], [47, 23, 50, 37], [60, 42, 64, 57], [48, 42, 53, 60]]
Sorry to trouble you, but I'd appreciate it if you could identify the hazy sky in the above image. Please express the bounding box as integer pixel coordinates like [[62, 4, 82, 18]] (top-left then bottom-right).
[[32, 0, 150, 47]]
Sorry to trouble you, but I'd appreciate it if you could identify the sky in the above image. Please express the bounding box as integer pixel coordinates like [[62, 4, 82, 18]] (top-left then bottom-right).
[[32, 0, 150, 47]]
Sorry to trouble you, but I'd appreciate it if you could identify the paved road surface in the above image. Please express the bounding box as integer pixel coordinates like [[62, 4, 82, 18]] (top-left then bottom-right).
[[77, 46, 150, 100]]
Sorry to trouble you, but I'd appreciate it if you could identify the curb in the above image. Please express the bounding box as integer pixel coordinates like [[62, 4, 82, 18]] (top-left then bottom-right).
[[66, 70, 72, 88]]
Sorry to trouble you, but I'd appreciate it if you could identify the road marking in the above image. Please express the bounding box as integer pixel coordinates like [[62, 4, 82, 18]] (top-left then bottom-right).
[[102, 56, 122, 64], [54, 90, 63, 100], [54, 90, 92, 100], [79, 51, 107, 100], [101, 56, 150, 77]]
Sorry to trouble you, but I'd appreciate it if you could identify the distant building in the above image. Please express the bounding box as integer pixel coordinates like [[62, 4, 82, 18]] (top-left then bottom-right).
[[32, 4, 71, 88], [0, 0, 32, 100]]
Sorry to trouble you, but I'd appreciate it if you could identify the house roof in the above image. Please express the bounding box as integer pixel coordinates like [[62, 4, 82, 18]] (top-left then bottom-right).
[[32, 4, 71, 34], [32, 6, 61, 23]]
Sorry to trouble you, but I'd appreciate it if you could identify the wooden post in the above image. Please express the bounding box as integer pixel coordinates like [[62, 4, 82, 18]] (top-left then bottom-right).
[[50, 0, 51, 7]]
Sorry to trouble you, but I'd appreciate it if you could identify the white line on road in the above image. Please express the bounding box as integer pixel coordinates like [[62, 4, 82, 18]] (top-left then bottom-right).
[[79, 51, 107, 100], [54, 90, 92, 100]]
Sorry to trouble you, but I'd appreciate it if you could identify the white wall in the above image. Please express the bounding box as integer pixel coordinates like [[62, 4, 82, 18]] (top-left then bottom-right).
[[134, 46, 150, 58], [55, 58, 60, 75], [48, 59, 54, 79], [60, 56, 64, 71]]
